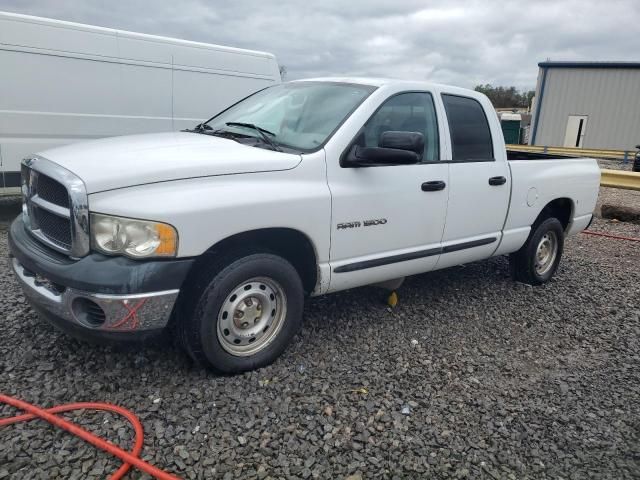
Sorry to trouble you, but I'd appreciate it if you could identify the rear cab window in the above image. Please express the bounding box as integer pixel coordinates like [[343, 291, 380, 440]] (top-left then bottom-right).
[[441, 94, 494, 162]]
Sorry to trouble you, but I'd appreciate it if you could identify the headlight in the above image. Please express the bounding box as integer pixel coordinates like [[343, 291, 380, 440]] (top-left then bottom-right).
[[90, 213, 178, 258]]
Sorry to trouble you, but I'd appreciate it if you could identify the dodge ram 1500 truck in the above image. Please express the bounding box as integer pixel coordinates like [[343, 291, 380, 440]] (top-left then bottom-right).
[[9, 78, 600, 373]]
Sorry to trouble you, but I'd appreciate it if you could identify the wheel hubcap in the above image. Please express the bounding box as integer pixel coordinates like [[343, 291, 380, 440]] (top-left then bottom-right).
[[217, 277, 287, 357], [534, 231, 558, 276], [233, 297, 262, 329]]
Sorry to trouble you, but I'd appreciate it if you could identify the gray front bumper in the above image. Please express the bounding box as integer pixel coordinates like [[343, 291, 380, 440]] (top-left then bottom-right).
[[12, 257, 179, 333]]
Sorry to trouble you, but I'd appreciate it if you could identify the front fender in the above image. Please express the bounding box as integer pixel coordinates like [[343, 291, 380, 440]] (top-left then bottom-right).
[[88, 153, 332, 264]]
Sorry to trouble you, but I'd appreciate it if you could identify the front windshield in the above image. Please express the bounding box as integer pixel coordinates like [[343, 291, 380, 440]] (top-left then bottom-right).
[[204, 82, 376, 152]]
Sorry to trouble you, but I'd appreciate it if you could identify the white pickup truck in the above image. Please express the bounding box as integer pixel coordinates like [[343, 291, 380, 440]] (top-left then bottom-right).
[[10, 78, 600, 373]]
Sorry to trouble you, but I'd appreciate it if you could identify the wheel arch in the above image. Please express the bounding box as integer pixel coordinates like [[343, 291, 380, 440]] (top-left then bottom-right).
[[186, 228, 319, 295], [534, 197, 574, 231]]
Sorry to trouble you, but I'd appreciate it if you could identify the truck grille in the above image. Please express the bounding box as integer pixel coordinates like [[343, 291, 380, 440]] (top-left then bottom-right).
[[36, 174, 71, 209], [21, 157, 90, 257], [32, 204, 73, 250]]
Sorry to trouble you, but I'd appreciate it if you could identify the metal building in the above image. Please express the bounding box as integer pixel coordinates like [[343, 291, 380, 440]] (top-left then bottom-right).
[[529, 61, 640, 150]]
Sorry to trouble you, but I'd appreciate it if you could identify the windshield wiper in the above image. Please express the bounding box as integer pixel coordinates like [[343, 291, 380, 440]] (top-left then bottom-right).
[[183, 122, 213, 133], [225, 122, 281, 152], [183, 125, 244, 146]]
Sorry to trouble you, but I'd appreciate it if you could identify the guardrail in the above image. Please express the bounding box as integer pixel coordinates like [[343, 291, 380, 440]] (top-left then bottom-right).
[[507, 144, 637, 162], [600, 169, 640, 192]]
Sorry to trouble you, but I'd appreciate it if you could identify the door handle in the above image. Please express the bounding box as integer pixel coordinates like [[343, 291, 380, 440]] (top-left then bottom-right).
[[488, 176, 507, 186], [421, 180, 446, 192]]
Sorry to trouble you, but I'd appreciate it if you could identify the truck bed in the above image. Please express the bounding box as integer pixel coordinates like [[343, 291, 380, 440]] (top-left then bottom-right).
[[504, 154, 600, 237], [507, 149, 577, 161]]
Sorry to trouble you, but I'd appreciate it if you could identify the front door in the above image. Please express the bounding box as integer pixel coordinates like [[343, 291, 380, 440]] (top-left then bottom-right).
[[325, 91, 449, 292]]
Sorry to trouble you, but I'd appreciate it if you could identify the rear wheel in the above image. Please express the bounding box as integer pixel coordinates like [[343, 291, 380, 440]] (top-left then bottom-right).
[[510, 217, 564, 285], [179, 251, 304, 373]]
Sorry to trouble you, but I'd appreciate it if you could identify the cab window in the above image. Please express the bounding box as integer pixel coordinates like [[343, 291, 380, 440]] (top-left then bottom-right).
[[442, 94, 494, 161], [361, 92, 440, 162]]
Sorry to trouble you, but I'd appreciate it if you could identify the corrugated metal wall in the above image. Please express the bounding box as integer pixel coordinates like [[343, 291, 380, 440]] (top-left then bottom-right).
[[531, 67, 640, 150]]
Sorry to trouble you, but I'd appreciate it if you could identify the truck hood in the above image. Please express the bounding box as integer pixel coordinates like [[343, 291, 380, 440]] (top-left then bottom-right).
[[37, 132, 302, 193]]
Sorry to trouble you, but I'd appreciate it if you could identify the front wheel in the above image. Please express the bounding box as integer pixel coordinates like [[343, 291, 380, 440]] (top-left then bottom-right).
[[179, 252, 304, 373], [510, 217, 564, 285]]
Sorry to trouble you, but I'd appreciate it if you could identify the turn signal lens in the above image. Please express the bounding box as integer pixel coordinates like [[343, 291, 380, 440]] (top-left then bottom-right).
[[153, 223, 179, 256]]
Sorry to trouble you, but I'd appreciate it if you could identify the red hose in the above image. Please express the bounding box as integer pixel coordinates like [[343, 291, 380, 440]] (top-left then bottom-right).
[[581, 230, 640, 242], [0, 394, 180, 480]]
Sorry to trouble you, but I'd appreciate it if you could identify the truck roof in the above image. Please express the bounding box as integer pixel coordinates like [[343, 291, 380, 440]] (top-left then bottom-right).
[[294, 77, 480, 96], [295, 77, 447, 87]]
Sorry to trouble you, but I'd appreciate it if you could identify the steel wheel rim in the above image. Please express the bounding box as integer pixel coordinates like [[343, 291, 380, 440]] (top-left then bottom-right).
[[534, 231, 558, 276], [217, 276, 287, 357]]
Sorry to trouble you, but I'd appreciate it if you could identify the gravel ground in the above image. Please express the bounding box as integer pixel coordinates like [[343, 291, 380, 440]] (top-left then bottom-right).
[[597, 158, 633, 172], [596, 186, 640, 218], [593, 159, 640, 219], [1, 216, 639, 480]]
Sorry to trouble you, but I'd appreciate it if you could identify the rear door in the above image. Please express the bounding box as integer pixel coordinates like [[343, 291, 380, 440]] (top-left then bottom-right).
[[436, 93, 511, 270]]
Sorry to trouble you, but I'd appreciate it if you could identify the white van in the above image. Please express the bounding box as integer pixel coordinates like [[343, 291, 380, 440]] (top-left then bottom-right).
[[0, 11, 281, 191]]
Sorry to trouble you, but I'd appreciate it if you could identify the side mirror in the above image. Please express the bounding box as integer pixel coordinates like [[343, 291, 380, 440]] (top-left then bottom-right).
[[343, 131, 424, 167], [380, 131, 424, 155]]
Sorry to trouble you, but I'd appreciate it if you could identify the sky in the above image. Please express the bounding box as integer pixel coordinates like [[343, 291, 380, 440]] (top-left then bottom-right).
[[2, 0, 639, 91]]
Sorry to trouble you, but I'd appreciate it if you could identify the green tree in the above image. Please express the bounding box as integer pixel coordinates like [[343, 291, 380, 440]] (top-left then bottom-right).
[[474, 84, 535, 108]]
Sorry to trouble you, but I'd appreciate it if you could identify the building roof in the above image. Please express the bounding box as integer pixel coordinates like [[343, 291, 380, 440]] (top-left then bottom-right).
[[538, 61, 640, 69]]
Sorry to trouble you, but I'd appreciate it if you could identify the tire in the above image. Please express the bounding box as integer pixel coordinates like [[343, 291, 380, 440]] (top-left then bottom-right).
[[633, 154, 640, 173], [178, 251, 304, 373], [509, 217, 564, 285]]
